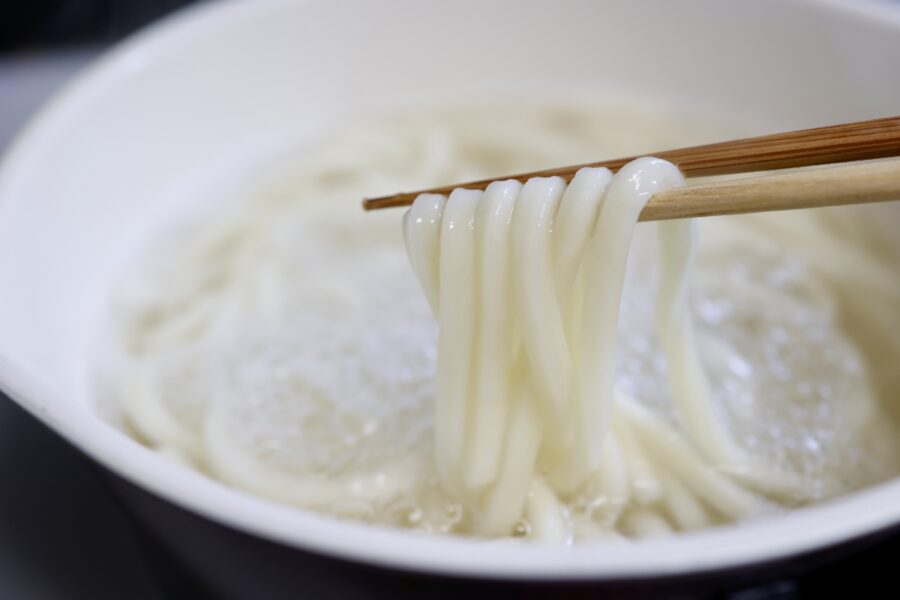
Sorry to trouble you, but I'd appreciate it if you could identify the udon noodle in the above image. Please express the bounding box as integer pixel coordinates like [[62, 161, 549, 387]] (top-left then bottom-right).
[[402, 158, 816, 538], [98, 104, 900, 542]]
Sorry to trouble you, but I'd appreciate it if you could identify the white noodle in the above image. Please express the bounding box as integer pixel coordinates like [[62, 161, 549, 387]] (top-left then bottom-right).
[[102, 105, 899, 541], [403, 158, 804, 537]]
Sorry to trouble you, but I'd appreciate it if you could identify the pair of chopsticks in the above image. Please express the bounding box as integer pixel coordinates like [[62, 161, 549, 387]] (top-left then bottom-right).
[[363, 115, 900, 221]]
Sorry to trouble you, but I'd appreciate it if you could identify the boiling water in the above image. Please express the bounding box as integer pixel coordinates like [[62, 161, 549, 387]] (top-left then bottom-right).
[[97, 104, 900, 541]]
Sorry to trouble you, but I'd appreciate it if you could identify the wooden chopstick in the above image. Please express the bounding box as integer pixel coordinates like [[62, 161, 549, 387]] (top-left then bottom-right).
[[637, 158, 900, 222], [363, 115, 900, 212]]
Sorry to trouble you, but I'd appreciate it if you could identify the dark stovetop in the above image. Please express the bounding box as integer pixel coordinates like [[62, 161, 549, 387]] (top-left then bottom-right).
[[0, 395, 162, 599]]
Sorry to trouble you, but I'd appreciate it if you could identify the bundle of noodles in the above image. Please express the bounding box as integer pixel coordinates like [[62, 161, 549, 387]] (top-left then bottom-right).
[[105, 107, 896, 541], [403, 158, 808, 539]]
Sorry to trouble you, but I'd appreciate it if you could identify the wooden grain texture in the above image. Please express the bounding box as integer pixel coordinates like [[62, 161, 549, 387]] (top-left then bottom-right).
[[363, 115, 900, 214], [639, 158, 900, 221]]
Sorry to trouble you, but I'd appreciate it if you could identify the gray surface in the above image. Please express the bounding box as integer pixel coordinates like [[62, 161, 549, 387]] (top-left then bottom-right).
[[0, 50, 160, 600]]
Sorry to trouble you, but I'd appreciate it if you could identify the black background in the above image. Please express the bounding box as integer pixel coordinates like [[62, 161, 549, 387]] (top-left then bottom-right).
[[0, 0, 194, 51]]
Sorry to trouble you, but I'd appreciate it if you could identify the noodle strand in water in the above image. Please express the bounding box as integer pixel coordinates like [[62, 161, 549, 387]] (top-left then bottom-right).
[[404, 157, 803, 537], [104, 106, 899, 542]]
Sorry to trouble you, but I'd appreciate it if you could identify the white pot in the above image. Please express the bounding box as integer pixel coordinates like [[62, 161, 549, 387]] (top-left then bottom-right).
[[0, 0, 898, 594]]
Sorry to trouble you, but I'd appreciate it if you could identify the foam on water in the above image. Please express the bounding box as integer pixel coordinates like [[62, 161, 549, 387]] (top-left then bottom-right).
[[98, 104, 900, 539]]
